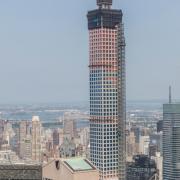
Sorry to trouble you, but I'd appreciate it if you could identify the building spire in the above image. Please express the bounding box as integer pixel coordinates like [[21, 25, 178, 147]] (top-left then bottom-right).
[[97, 0, 112, 9], [169, 86, 172, 104]]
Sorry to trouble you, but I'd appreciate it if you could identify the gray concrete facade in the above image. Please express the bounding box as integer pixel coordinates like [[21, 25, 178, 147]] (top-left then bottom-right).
[[0, 164, 42, 180]]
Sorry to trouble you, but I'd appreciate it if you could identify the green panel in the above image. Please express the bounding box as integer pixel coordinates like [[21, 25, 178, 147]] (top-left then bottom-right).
[[65, 158, 93, 171]]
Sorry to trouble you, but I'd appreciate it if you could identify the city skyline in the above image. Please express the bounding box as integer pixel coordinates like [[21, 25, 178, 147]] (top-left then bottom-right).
[[0, 1, 174, 178], [0, 0, 180, 104]]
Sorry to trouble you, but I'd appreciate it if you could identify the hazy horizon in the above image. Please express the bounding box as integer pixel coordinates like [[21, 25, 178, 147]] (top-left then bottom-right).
[[0, 0, 180, 103], [0, 99, 175, 106]]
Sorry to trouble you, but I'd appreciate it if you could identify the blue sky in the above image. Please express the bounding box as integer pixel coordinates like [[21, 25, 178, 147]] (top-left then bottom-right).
[[0, 0, 180, 103]]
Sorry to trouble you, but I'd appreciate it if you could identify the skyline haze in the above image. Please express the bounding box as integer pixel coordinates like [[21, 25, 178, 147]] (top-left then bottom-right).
[[0, 0, 180, 103]]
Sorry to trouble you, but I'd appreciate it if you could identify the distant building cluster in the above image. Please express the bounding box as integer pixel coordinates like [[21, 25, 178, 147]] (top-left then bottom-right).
[[126, 90, 180, 180], [0, 111, 93, 179], [127, 155, 158, 180], [0, 112, 90, 164], [126, 117, 163, 179], [0, 107, 166, 180]]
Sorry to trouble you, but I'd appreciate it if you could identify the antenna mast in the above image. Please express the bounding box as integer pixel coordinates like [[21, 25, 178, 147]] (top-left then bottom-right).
[[169, 86, 172, 104], [97, 0, 112, 9]]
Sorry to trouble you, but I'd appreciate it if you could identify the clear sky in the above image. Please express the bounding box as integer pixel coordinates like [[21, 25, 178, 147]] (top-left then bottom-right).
[[0, 0, 180, 103]]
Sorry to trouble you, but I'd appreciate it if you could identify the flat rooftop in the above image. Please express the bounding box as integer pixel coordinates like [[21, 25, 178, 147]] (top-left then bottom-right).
[[64, 158, 95, 172]]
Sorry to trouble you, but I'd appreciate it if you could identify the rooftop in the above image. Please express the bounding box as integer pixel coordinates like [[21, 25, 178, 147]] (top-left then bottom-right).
[[0, 159, 41, 166], [64, 158, 95, 172]]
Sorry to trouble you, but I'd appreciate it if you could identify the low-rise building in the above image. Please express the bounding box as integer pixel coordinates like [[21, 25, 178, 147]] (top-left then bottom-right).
[[59, 138, 76, 158], [0, 150, 19, 162], [43, 157, 99, 180], [0, 163, 42, 180]]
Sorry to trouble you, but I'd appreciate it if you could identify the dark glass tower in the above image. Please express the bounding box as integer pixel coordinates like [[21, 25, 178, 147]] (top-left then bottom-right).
[[87, 0, 126, 179], [163, 90, 180, 180]]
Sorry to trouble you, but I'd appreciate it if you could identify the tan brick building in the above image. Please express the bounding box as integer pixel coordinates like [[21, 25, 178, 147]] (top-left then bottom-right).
[[43, 157, 99, 180]]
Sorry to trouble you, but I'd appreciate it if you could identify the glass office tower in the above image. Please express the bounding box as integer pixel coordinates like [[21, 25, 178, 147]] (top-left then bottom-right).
[[163, 103, 180, 180]]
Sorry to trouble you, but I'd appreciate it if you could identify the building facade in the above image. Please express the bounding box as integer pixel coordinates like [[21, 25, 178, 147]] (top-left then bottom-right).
[[153, 152, 163, 180], [63, 112, 77, 139], [126, 131, 136, 162], [139, 135, 150, 155], [23, 135, 32, 159], [19, 121, 31, 159], [87, 0, 126, 179], [43, 157, 99, 180], [53, 129, 60, 147], [126, 155, 157, 180], [59, 137, 76, 158], [32, 116, 41, 162], [0, 164, 42, 180], [163, 103, 180, 180], [157, 120, 163, 133], [0, 120, 5, 150]]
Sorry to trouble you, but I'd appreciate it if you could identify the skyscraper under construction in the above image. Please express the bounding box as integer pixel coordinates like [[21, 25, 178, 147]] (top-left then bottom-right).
[[87, 0, 126, 180]]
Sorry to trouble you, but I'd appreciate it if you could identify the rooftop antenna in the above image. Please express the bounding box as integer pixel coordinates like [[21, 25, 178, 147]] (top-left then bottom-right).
[[169, 86, 172, 104], [97, 0, 112, 9]]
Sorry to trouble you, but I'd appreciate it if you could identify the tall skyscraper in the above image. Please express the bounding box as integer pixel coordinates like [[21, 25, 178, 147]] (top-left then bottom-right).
[[23, 135, 32, 159], [63, 112, 77, 139], [32, 116, 41, 162], [139, 135, 150, 155], [0, 120, 5, 150], [53, 129, 60, 147], [126, 131, 136, 161], [163, 90, 180, 179], [19, 121, 27, 158], [87, 0, 126, 179]]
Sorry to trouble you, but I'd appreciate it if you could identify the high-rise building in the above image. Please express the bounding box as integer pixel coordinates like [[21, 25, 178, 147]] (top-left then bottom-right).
[[79, 127, 90, 148], [163, 102, 180, 179], [126, 131, 136, 162], [64, 112, 77, 139], [0, 120, 4, 150], [131, 126, 141, 154], [53, 129, 60, 147], [32, 116, 41, 162], [152, 152, 163, 180], [19, 121, 28, 158], [11, 125, 20, 155], [87, 0, 126, 179], [150, 132, 163, 155], [59, 128, 64, 146], [139, 135, 150, 155], [22, 135, 32, 159], [126, 155, 158, 180], [157, 120, 163, 133]]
